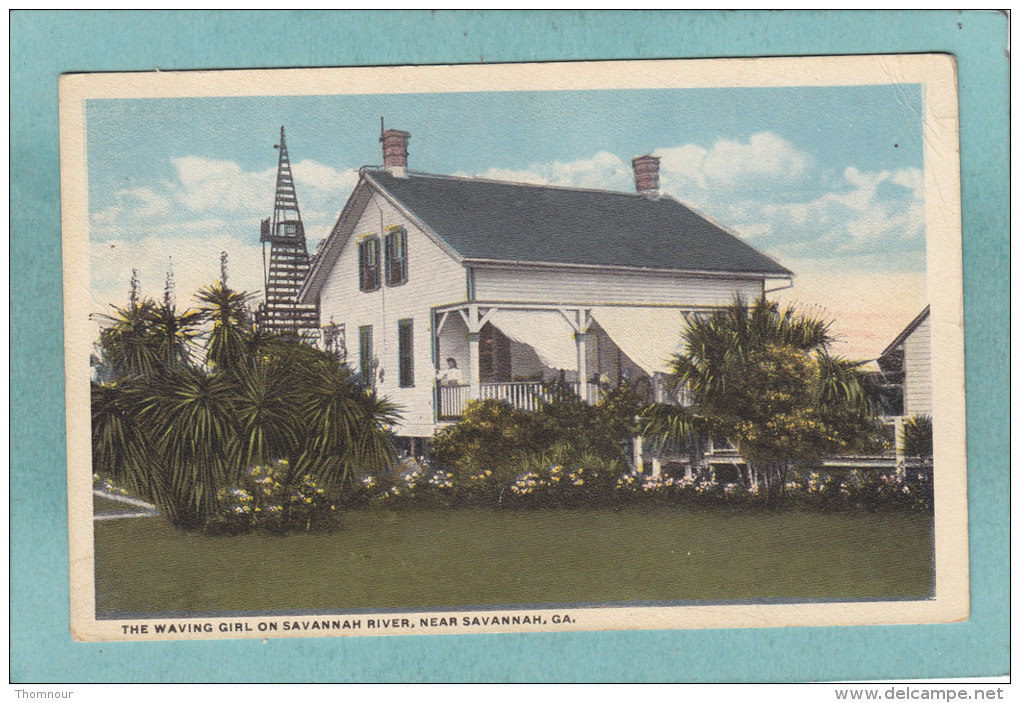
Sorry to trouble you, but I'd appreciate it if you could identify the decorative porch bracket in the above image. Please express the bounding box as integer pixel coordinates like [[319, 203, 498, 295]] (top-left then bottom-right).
[[558, 308, 593, 402], [457, 304, 498, 400], [438, 301, 593, 403]]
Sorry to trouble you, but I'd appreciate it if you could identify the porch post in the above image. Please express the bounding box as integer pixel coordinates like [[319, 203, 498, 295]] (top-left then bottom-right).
[[633, 434, 644, 474], [893, 415, 905, 463], [576, 309, 591, 403], [575, 331, 588, 402], [467, 304, 481, 400]]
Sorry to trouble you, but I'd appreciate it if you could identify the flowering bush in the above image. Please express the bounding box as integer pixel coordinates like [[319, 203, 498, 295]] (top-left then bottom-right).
[[616, 471, 682, 506], [356, 459, 931, 513], [784, 462, 932, 511], [363, 460, 462, 509], [208, 460, 342, 534], [878, 461, 933, 511], [503, 452, 624, 508]]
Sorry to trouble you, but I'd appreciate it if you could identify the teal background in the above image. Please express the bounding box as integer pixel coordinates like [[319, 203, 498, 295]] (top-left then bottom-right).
[[10, 10, 1008, 682]]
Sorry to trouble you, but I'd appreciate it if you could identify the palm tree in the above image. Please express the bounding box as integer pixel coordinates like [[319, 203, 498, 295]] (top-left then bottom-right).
[[901, 414, 933, 458], [642, 297, 880, 505], [135, 366, 237, 526], [296, 353, 400, 495], [91, 280, 403, 530], [96, 300, 161, 380], [637, 401, 706, 459], [195, 282, 258, 374], [90, 380, 172, 518], [228, 352, 304, 473], [144, 300, 203, 372]]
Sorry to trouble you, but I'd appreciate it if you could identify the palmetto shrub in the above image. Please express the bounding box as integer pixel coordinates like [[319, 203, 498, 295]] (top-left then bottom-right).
[[901, 415, 934, 458]]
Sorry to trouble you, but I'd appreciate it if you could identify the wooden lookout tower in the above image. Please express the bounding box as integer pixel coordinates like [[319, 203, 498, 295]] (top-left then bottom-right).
[[258, 126, 320, 338]]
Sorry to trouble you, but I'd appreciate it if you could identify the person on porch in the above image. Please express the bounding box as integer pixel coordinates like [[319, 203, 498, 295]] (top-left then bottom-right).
[[436, 357, 463, 385]]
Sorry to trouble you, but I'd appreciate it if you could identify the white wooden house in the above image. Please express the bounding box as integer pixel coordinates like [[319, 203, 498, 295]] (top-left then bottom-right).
[[875, 306, 932, 419], [300, 130, 793, 440]]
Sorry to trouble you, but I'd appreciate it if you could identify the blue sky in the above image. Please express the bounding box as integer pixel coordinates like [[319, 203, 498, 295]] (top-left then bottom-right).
[[87, 84, 927, 358]]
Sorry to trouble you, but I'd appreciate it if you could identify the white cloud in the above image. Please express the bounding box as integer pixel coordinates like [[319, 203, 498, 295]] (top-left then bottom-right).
[[453, 134, 922, 272], [459, 150, 632, 191], [171, 156, 272, 214], [735, 222, 773, 240], [91, 233, 265, 319], [292, 159, 359, 194], [657, 144, 709, 191], [123, 187, 171, 219], [725, 165, 924, 259], [702, 132, 812, 185], [658, 132, 813, 204], [90, 187, 170, 229], [91, 205, 122, 226]]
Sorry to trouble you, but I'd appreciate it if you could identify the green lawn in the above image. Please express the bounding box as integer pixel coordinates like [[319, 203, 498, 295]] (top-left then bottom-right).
[[94, 507, 933, 616]]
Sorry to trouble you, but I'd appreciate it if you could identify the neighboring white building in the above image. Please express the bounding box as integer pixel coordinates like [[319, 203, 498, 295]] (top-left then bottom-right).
[[875, 306, 932, 418], [300, 130, 793, 440]]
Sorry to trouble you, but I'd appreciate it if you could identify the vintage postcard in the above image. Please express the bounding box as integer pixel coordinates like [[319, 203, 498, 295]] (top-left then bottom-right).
[[61, 56, 966, 642]]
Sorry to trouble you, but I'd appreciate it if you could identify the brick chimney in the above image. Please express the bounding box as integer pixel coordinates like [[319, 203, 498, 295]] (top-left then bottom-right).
[[631, 154, 660, 197], [380, 129, 410, 177]]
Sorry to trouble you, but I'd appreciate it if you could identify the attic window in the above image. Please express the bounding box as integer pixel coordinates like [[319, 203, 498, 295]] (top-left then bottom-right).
[[385, 227, 408, 286], [358, 236, 380, 292]]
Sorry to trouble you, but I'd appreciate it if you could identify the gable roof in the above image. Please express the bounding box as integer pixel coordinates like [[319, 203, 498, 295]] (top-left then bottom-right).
[[300, 168, 793, 302], [365, 169, 792, 277]]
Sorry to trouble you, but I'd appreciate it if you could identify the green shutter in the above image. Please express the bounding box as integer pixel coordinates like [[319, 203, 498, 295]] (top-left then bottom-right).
[[360, 237, 379, 291], [399, 229, 407, 283], [358, 240, 366, 290], [384, 228, 407, 286], [369, 238, 378, 290], [359, 325, 373, 380], [398, 318, 414, 388]]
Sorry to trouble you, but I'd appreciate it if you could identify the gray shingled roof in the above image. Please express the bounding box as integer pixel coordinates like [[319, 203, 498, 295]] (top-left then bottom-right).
[[367, 169, 791, 276]]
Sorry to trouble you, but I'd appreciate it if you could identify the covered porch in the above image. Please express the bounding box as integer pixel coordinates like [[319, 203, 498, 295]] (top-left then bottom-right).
[[432, 301, 696, 421]]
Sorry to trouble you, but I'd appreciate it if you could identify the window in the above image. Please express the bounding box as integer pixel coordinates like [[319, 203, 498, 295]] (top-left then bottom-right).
[[398, 318, 414, 388], [359, 325, 373, 380], [384, 227, 408, 286], [358, 237, 380, 291]]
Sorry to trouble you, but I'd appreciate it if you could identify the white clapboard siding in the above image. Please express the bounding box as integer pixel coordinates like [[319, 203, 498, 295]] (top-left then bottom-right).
[[472, 266, 763, 307], [317, 191, 467, 436], [903, 313, 932, 416]]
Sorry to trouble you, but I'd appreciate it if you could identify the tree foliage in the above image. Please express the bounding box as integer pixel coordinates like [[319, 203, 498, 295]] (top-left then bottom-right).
[[195, 282, 260, 374], [91, 282, 400, 529], [642, 297, 883, 505]]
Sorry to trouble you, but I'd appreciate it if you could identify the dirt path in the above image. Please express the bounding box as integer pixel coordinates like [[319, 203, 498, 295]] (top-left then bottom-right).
[[93, 489, 159, 520]]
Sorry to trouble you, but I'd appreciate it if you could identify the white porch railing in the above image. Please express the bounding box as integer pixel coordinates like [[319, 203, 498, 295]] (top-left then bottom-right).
[[437, 384, 468, 420], [437, 381, 601, 419]]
